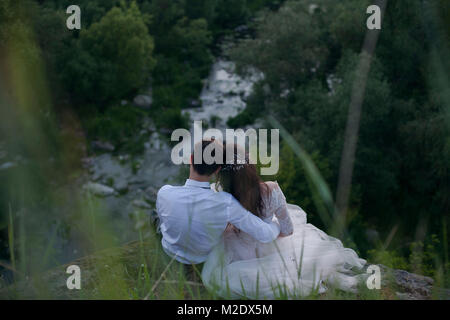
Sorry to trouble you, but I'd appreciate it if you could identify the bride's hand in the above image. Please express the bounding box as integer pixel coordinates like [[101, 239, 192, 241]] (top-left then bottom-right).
[[278, 231, 292, 238], [225, 223, 238, 233]]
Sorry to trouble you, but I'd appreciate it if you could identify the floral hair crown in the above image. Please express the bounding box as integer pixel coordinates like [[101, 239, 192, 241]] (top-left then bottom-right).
[[221, 152, 249, 172]]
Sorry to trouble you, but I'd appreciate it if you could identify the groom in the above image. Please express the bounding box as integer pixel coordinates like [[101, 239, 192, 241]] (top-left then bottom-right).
[[156, 139, 280, 265]]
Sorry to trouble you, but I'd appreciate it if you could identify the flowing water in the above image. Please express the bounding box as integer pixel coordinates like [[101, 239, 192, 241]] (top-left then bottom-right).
[[184, 59, 263, 129]]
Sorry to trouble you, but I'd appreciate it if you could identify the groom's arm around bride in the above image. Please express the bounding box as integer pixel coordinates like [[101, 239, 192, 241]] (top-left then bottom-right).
[[155, 139, 281, 265]]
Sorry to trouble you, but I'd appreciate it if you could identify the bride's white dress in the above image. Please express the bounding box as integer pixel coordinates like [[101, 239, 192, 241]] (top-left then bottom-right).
[[201, 181, 367, 299]]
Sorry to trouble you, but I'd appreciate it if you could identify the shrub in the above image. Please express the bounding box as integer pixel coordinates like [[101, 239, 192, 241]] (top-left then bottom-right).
[[64, 1, 155, 104]]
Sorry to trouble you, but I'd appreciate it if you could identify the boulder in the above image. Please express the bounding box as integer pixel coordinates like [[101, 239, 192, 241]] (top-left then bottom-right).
[[189, 99, 201, 108], [114, 179, 129, 194], [234, 25, 249, 34], [371, 264, 439, 299], [144, 186, 158, 203], [82, 182, 115, 197], [0, 162, 17, 170], [131, 199, 152, 210], [133, 94, 152, 109], [91, 141, 115, 152]]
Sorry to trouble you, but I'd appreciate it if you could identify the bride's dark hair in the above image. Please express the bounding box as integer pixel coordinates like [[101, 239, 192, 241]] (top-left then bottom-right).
[[216, 144, 268, 218]]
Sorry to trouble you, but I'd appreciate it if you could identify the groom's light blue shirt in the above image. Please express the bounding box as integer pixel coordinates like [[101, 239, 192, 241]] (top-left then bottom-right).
[[156, 179, 281, 264]]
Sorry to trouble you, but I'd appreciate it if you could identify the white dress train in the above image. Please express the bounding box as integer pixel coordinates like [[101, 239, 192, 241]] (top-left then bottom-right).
[[201, 182, 367, 299]]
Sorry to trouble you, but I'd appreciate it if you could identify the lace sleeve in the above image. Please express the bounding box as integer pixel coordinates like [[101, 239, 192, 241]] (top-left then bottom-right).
[[266, 182, 293, 236]]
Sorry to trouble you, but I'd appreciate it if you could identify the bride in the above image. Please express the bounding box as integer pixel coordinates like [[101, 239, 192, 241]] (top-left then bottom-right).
[[201, 145, 368, 299]]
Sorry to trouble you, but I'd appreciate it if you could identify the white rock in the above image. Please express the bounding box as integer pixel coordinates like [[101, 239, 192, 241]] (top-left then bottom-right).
[[0, 162, 17, 170], [309, 4, 319, 14], [91, 140, 115, 152], [83, 182, 115, 197], [133, 95, 152, 109], [114, 179, 128, 193], [132, 199, 152, 209]]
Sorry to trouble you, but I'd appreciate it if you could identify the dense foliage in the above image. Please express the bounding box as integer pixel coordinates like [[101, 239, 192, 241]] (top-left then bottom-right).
[[228, 0, 449, 279]]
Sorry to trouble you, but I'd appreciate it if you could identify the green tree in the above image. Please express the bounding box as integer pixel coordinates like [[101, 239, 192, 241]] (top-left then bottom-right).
[[151, 16, 212, 109], [229, 0, 328, 93], [214, 0, 248, 31], [228, 0, 450, 263], [169, 17, 212, 71], [148, 0, 186, 53], [64, 1, 155, 104], [184, 0, 217, 26]]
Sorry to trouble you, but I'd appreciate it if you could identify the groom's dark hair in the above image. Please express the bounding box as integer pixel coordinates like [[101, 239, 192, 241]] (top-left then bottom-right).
[[192, 139, 224, 176]]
